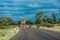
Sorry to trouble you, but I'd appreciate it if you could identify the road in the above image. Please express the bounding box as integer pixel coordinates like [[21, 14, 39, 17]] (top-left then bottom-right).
[[10, 28, 60, 40]]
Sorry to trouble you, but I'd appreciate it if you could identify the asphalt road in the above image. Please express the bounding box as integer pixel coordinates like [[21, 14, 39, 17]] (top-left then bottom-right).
[[10, 28, 60, 40]]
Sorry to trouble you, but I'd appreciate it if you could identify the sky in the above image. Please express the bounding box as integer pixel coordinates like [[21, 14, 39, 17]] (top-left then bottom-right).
[[0, 0, 60, 22]]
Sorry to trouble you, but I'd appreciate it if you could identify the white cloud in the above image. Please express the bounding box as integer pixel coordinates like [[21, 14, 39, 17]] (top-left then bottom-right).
[[28, 3, 40, 7]]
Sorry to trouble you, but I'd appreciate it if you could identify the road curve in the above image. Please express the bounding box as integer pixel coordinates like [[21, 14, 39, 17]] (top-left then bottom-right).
[[10, 28, 60, 40]]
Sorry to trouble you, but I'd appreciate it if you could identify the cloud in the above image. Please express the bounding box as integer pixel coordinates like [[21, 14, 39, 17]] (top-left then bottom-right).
[[28, 3, 40, 7]]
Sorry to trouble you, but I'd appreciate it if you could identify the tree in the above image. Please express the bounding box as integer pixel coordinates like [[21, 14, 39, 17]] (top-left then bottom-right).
[[26, 20, 33, 25], [0, 18, 8, 26], [0, 20, 3, 26], [57, 19, 60, 23], [43, 15, 48, 23], [52, 13, 57, 24], [0, 17, 16, 29], [47, 18, 52, 23], [35, 12, 44, 24], [6, 18, 16, 25], [0, 17, 16, 25], [18, 21, 21, 25]]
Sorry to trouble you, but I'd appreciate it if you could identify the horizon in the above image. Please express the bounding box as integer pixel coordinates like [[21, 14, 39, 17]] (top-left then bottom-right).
[[0, 0, 60, 22]]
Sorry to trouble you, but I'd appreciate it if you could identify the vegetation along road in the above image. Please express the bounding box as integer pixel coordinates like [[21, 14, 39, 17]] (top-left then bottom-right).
[[10, 27, 60, 40]]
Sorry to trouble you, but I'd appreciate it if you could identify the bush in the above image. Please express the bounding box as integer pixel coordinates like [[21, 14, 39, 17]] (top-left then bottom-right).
[[0, 26, 10, 29], [57, 24, 60, 26], [37, 24, 40, 28], [40, 23, 47, 27], [0, 25, 15, 29], [46, 24, 54, 28], [0, 31, 7, 36], [0, 26, 6, 29]]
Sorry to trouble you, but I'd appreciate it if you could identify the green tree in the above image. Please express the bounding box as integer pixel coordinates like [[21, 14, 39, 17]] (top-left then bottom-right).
[[0, 20, 3, 26], [47, 18, 52, 23], [52, 13, 57, 24], [43, 15, 48, 23], [0, 17, 16, 29], [18, 21, 21, 25], [35, 12, 44, 24], [26, 20, 33, 25], [58, 19, 60, 23], [6, 18, 16, 25]]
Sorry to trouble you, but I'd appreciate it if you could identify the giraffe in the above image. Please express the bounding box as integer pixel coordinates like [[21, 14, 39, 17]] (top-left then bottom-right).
[[20, 14, 29, 30]]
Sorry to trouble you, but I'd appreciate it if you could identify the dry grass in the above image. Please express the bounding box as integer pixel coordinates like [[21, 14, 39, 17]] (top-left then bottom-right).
[[0, 27, 19, 40], [40, 24, 60, 32]]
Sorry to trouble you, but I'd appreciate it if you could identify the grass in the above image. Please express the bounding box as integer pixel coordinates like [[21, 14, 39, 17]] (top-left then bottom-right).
[[31, 24, 60, 32], [0, 26, 19, 40], [0, 24, 59, 40], [39, 24, 60, 32]]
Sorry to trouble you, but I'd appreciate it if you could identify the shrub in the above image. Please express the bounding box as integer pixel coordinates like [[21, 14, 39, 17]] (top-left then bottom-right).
[[41, 23, 47, 27], [46, 24, 54, 28], [0, 31, 7, 36], [0, 17, 16, 29], [0, 26, 8, 29], [0, 25, 15, 29], [57, 24, 60, 26], [0, 26, 4, 29], [37, 24, 40, 28]]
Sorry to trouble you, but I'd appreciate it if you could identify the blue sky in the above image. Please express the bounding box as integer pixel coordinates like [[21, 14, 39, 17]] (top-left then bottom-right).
[[0, 0, 60, 22]]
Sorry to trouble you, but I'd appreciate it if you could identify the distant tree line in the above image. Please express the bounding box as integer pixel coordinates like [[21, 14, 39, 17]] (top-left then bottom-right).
[[0, 17, 16, 29], [34, 12, 60, 28], [18, 11, 60, 28], [35, 12, 60, 24]]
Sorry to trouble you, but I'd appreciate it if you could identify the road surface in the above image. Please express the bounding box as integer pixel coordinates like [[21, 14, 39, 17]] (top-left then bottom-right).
[[10, 28, 60, 40]]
